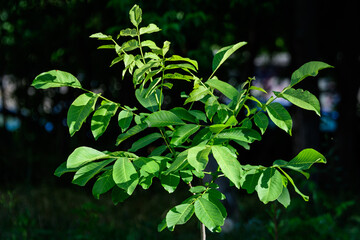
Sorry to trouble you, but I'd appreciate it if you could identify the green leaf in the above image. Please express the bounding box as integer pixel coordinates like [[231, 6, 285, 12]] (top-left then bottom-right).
[[187, 146, 211, 172], [118, 28, 137, 37], [211, 145, 242, 189], [135, 88, 161, 112], [163, 73, 193, 82], [215, 127, 261, 143], [32, 70, 82, 89], [110, 56, 124, 67], [97, 44, 115, 49], [274, 148, 326, 171], [118, 109, 133, 133], [189, 110, 207, 123], [166, 55, 198, 70], [277, 187, 291, 208], [240, 169, 263, 194], [256, 168, 283, 204], [290, 61, 333, 87], [91, 101, 119, 140], [164, 151, 188, 174], [194, 197, 224, 232], [133, 60, 159, 85], [111, 187, 130, 205], [161, 171, 180, 193], [180, 170, 193, 184], [166, 204, 195, 229], [67, 92, 99, 137], [184, 86, 209, 104], [279, 169, 309, 201], [249, 85, 267, 94], [113, 157, 139, 195], [145, 111, 185, 127], [212, 42, 247, 76], [121, 39, 140, 52], [139, 23, 161, 35], [116, 123, 148, 146], [170, 124, 200, 146], [189, 186, 207, 194], [67, 146, 108, 168], [92, 170, 116, 199], [129, 4, 142, 27], [254, 111, 269, 135], [142, 40, 161, 50], [169, 107, 197, 123], [129, 132, 162, 152], [54, 162, 79, 177], [206, 78, 239, 101], [72, 159, 114, 186], [277, 88, 321, 116], [266, 102, 292, 135], [89, 32, 112, 40], [205, 96, 220, 120]]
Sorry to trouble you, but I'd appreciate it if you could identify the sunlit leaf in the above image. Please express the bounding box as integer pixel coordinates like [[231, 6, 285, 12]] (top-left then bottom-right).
[[145, 111, 185, 127], [266, 102, 292, 135], [67, 92, 99, 136], [166, 204, 194, 230], [170, 124, 200, 146], [290, 61, 333, 87], [212, 145, 242, 189], [140, 23, 161, 35], [113, 157, 139, 195], [91, 101, 119, 140], [67, 146, 108, 168], [277, 88, 321, 116], [211, 42, 247, 76], [32, 70, 82, 89], [255, 168, 283, 204], [129, 4, 142, 27], [194, 197, 224, 232]]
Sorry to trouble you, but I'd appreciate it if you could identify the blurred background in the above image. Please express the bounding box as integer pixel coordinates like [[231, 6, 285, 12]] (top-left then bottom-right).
[[1, 0, 359, 239]]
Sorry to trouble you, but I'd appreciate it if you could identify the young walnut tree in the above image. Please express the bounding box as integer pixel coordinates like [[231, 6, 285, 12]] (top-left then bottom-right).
[[32, 4, 332, 237]]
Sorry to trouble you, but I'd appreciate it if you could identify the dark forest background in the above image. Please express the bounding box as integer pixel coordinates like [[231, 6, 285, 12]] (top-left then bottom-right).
[[1, 0, 359, 239]]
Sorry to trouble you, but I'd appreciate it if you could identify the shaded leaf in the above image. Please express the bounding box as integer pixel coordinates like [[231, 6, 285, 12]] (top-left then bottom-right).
[[254, 111, 269, 135], [72, 159, 114, 186], [92, 170, 116, 199], [116, 123, 148, 146], [129, 132, 162, 152], [118, 109, 133, 133]]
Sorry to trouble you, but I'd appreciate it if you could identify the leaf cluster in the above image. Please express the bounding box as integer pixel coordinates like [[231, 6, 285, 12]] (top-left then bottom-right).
[[31, 4, 332, 233]]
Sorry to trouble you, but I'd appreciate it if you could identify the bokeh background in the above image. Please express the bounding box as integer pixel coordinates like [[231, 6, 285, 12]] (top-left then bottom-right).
[[1, 0, 359, 239]]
